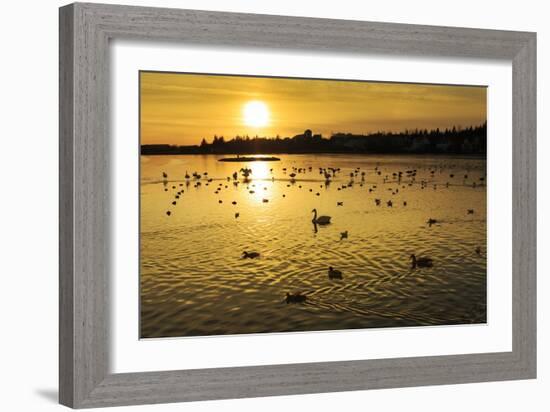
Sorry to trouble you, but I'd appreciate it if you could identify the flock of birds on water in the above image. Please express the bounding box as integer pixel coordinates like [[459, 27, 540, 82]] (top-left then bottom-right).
[[157, 162, 486, 305]]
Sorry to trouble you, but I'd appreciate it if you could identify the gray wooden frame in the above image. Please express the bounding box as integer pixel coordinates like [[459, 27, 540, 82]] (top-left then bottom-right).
[[59, 2, 536, 408]]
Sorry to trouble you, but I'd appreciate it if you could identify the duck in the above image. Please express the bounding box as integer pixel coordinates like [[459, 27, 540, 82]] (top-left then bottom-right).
[[285, 292, 307, 304], [242, 251, 260, 259], [410, 254, 433, 268], [312, 209, 331, 225], [340, 231, 348, 240], [328, 266, 343, 279]]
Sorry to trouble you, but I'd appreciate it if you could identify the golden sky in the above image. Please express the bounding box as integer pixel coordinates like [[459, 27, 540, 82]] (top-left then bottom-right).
[[140, 71, 486, 146]]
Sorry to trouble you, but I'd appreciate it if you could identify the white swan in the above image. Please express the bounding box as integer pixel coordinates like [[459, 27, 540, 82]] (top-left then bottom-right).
[[312, 209, 331, 225]]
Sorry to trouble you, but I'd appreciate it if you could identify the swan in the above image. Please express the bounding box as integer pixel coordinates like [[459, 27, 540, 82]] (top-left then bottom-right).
[[312, 209, 331, 225], [410, 254, 433, 268], [285, 292, 307, 304], [242, 251, 260, 259], [328, 266, 343, 279]]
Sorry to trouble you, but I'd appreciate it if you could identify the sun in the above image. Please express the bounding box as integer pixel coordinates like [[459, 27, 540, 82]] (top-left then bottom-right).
[[243, 101, 270, 128]]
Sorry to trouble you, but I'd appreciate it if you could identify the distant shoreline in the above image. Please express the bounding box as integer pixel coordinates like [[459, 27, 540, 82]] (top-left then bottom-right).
[[140, 151, 487, 159], [141, 124, 487, 157]]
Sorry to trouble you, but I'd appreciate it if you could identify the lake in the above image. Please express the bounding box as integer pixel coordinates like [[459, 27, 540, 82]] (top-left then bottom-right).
[[140, 154, 487, 338]]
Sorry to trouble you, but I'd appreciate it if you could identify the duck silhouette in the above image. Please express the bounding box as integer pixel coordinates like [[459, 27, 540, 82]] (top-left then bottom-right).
[[410, 254, 433, 268], [328, 266, 343, 279]]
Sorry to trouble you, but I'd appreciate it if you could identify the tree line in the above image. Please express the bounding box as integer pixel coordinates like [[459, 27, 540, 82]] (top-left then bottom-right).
[[141, 122, 487, 156]]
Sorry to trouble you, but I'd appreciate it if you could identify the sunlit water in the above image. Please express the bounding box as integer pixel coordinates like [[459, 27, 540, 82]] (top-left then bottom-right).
[[140, 154, 487, 338]]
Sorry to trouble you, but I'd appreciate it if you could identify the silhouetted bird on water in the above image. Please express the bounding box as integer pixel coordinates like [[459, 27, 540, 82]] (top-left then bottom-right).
[[312, 209, 331, 225], [467, 209, 474, 214], [427, 218, 437, 226], [340, 231, 348, 240], [242, 251, 260, 259], [410, 254, 433, 269], [337, 202, 343, 206], [166, 211, 171, 216], [235, 212, 239, 218], [285, 292, 307, 304], [328, 266, 343, 279], [475, 246, 482, 255]]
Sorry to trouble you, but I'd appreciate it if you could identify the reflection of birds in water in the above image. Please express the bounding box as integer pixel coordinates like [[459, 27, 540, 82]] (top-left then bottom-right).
[[328, 266, 343, 279], [242, 251, 260, 259], [285, 292, 307, 304], [340, 230, 348, 240], [312, 209, 331, 225], [411, 254, 433, 268]]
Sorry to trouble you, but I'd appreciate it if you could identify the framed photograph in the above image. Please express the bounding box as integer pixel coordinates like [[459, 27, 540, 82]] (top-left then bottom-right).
[[59, 2, 536, 408]]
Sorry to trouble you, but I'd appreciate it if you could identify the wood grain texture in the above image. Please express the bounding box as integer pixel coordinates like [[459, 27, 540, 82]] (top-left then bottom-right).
[[59, 2, 537, 408]]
